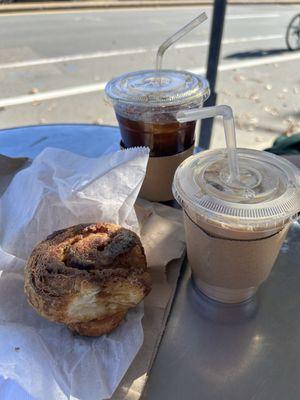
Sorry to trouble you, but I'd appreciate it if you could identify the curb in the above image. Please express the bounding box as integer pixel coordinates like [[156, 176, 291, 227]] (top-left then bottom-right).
[[1, 0, 300, 14]]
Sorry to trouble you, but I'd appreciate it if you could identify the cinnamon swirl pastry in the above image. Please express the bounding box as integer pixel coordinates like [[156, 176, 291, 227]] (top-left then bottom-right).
[[24, 223, 151, 336]]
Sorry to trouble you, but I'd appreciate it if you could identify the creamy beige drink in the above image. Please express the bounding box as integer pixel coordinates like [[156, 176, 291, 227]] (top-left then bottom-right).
[[173, 148, 300, 303]]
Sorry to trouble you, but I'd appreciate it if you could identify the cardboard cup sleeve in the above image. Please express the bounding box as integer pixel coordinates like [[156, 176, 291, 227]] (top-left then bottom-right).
[[184, 211, 290, 303], [121, 142, 194, 202]]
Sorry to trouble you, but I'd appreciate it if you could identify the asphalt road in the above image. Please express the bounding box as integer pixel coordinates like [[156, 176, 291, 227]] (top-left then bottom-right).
[[0, 4, 299, 149]]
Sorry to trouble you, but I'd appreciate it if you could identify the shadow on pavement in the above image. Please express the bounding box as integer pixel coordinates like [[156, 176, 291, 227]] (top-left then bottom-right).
[[225, 48, 290, 60]]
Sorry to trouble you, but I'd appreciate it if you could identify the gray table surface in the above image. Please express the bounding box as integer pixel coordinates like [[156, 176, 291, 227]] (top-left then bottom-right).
[[143, 221, 300, 400], [1, 124, 300, 400]]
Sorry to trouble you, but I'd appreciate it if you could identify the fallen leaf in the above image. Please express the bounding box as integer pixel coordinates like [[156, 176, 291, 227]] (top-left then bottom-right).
[[283, 118, 295, 136], [249, 93, 260, 103], [264, 84, 272, 91], [248, 117, 259, 125], [234, 74, 246, 82], [29, 88, 39, 95], [264, 106, 279, 116]]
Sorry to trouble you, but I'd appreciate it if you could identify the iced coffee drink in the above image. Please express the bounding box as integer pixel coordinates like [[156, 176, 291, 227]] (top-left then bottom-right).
[[105, 69, 210, 201], [173, 148, 300, 303], [105, 69, 210, 156], [115, 112, 196, 157]]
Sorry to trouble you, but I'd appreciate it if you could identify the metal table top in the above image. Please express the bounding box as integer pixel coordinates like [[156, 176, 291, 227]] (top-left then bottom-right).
[[2, 124, 300, 400], [0, 124, 121, 158], [143, 222, 300, 400]]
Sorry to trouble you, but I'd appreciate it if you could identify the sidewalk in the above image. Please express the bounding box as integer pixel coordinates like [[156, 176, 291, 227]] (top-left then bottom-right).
[[1, 0, 300, 14]]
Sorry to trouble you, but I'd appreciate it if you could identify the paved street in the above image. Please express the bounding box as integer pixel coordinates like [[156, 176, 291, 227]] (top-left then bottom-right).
[[0, 4, 299, 149]]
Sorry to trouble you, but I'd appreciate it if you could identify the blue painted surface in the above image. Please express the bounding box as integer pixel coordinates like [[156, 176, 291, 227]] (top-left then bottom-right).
[[0, 124, 121, 159]]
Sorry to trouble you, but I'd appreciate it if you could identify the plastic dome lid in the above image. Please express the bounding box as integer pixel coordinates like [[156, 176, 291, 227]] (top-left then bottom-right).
[[173, 148, 300, 230], [105, 69, 210, 107]]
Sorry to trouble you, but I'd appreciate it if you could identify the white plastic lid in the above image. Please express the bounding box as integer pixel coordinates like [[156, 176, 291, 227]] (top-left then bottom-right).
[[173, 148, 300, 230], [105, 69, 210, 107]]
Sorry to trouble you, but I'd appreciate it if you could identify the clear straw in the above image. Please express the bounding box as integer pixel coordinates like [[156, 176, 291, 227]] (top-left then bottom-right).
[[155, 12, 208, 70], [176, 105, 240, 183]]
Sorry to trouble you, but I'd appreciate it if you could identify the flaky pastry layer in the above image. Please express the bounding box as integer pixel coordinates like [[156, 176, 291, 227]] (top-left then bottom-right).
[[24, 223, 151, 336]]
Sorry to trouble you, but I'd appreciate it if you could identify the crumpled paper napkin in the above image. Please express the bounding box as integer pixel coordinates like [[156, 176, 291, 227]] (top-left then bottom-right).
[[0, 146, 150, 400]]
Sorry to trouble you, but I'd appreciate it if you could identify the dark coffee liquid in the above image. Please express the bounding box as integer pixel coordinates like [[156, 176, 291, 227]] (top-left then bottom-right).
[[116, 113, 196, 157]]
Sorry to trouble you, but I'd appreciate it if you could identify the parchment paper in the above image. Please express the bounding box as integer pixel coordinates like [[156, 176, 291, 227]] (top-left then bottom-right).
[[112, 200, 186, 399], [0, 147, 150, 400], [0, 150, 186, 400]]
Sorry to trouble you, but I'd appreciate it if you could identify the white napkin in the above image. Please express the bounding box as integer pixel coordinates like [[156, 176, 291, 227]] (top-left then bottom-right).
[[0, 146, 149, 400]]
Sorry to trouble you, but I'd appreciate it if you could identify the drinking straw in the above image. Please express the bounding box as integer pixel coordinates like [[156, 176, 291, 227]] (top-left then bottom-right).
[[155, 12, 208, 70], [177, 105, 241, 183]]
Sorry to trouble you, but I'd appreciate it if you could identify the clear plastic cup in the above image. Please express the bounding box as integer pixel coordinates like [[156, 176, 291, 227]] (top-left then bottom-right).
[[173, 148, 300, 303], [105, 69, 210, 157]]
